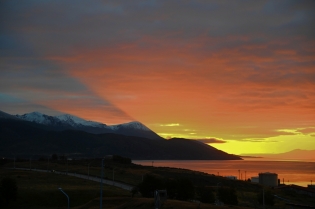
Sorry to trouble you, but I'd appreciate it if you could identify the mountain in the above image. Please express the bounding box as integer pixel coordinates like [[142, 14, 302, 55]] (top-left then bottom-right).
[[0, 111, 241, 160], [15, 111, 163, 140], [247, 149, 315, 161], [0, 110, 21, 120], [108, 121, 162, 140]]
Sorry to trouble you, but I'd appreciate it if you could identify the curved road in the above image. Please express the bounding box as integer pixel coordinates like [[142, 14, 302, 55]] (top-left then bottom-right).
[[12, 168, 134, 191]]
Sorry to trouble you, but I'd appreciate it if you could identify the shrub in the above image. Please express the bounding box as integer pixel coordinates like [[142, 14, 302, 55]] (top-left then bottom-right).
[[218, 187, 238, 205], [257, 189, 274, 206], [0, 177, 18, 205]]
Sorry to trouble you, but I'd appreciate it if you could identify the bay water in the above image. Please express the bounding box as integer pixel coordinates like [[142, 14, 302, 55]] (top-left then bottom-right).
[[133, 158, 315, 187]]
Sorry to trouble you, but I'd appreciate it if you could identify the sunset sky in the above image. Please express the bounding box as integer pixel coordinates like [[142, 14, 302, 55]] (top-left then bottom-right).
[[1, 1, 315, 155]]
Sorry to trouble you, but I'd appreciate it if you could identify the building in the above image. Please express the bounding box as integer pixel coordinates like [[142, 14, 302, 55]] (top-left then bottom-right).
[[251, 176, 259, 183], [259, 172, 278, 187]]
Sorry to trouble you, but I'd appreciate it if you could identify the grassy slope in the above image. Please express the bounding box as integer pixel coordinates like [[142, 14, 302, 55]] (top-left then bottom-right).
[[0, 169, 130, 209], [1, 160, 315, 208]]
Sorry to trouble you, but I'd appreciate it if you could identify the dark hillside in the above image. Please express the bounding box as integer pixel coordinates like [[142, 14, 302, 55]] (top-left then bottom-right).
[[0, 118, 241, 160]]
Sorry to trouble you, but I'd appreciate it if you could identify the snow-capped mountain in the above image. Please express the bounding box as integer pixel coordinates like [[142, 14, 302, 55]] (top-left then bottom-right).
[[55, 114, 107, 128], [16, 112, 63, 126], [14, 111, 163, 140], [109, 121, 151, 131]]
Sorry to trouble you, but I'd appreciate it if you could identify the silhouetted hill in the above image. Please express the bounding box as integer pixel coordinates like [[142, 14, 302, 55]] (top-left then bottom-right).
[[0, 117, 241, 160]]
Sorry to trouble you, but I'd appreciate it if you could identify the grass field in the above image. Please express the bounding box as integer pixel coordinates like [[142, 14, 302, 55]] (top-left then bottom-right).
[[0, 168, 130, 208]]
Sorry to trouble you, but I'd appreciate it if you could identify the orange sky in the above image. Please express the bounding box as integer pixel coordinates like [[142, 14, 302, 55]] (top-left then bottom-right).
[[1, 1, 315, 155]]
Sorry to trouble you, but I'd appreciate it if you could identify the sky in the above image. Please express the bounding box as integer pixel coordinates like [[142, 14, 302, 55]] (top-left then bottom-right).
[[1, 0, 315, 155]]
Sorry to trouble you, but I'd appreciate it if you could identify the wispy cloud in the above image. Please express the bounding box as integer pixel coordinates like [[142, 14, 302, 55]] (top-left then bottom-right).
[[159, 123, 181, 127]]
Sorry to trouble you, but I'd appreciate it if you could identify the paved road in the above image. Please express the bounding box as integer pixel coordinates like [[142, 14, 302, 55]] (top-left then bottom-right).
[[12, 168, 134, 191]]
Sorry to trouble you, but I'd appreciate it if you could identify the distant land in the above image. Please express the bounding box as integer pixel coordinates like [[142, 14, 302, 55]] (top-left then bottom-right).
[[242, 149, 315, 161], [0, 110, 241, 160]]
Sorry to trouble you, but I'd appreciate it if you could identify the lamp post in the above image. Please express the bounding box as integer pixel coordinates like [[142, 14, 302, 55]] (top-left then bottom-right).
[[100, 158, 104, 209], [58, 188, 70, 209]]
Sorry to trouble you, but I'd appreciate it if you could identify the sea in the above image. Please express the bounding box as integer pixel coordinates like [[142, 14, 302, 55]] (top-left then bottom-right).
[[133, 158, 315, 187]]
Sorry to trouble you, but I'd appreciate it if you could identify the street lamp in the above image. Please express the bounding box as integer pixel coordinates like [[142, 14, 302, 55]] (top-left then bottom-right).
[[58, 188, 70, 209]]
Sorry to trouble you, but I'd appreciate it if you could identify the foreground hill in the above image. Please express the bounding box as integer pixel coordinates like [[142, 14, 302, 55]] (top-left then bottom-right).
[[0, 117, 241, 160]]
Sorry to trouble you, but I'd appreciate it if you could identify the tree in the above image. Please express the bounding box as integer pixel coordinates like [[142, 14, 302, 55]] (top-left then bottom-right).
[[257, 189, 274, 206], [0, 177, 18, 205], [218, 187, 238, 205]]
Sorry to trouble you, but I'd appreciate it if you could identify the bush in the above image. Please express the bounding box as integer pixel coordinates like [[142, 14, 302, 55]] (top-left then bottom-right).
[[257, 189, 274, 206], [0, 177, 18, 205], [218, 187, 238, 205]]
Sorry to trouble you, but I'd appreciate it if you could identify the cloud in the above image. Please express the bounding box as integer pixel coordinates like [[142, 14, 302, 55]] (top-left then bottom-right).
[[197, 138, 226, 144], [1, 0, 314, 148], [297, 127, 315, 135], [159, 123, 180, 127]]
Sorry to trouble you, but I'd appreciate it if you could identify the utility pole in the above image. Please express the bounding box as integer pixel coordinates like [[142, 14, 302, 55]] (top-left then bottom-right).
[[100, 159, 104, 209]]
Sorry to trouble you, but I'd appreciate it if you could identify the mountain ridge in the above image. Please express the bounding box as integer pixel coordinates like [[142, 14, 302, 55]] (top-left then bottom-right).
[[15, 111, 163, 140], [0, 110, 241, 160]]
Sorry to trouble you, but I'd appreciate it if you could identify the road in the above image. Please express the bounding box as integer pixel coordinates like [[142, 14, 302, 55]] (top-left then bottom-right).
[[12, 167, 134, 191]]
